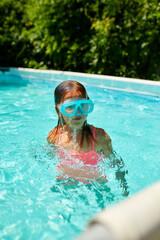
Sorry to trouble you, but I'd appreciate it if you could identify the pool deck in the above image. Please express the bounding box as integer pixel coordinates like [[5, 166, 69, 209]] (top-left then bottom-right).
[[0, 67, 160, 96]]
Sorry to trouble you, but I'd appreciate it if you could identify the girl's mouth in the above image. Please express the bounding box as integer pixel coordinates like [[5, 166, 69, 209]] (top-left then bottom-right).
[[73, 117, 82, 121]]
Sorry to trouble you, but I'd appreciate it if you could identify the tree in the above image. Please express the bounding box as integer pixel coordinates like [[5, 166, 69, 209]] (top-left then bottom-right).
[[0, 0, 160, 80]]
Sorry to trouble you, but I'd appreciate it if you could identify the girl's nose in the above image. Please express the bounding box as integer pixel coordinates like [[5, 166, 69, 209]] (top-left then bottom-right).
[[76, 106, 83, 116]]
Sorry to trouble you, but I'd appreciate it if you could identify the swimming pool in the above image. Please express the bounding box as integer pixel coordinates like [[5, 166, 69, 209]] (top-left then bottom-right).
[[0, 68, 160, 240]]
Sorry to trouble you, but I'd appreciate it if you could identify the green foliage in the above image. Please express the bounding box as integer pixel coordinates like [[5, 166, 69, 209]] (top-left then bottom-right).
[[0, 0, 160, 80], [0, 0, 31, 67], [88, 0, 160, 79]]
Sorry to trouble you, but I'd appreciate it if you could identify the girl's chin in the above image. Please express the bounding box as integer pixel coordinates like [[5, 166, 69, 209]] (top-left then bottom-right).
[[71, 123, 84, 129], [69, 120, 86, 129]]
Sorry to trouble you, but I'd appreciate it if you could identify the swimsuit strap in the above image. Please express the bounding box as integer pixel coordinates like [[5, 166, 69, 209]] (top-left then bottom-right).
[[92, 127, 96, 150]]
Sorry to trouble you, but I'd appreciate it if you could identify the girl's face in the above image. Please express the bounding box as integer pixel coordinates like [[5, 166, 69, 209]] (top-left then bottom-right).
[[59, 91, 88, 129]]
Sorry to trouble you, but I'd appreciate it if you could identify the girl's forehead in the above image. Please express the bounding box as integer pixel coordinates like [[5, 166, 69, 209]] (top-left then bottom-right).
[[63, 91, 85, 100]]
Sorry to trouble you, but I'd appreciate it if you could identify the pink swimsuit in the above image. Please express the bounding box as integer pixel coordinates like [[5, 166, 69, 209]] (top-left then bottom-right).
[[57, 127, 104, 166], [56, 127, 107, 183]]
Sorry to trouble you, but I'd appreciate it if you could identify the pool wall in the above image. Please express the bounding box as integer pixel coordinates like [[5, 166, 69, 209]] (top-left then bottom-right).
[[0, 67, 160, 96]]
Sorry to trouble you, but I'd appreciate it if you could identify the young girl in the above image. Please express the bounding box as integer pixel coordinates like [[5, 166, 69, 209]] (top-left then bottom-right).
[[47, 80, 116, 184]]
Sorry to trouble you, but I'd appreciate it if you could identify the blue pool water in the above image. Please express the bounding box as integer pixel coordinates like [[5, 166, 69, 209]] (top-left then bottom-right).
[[0, 73, 160, 239]]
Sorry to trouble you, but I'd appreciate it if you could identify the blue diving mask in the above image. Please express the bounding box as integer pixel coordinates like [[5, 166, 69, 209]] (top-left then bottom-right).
[[58, 98, 94, 117]]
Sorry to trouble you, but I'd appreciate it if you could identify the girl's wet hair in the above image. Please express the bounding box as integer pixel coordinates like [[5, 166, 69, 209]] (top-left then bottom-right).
[[54, 80, 95, 147], [54, 80, 88, 105]]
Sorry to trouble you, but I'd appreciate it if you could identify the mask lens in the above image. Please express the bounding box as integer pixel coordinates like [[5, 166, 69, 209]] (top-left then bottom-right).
[[64, 104, 76, 114], [81, 103, 92, 113]]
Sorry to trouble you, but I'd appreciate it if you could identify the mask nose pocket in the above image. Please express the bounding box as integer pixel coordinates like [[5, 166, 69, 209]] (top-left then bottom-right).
[[76, 106, 83, 116]]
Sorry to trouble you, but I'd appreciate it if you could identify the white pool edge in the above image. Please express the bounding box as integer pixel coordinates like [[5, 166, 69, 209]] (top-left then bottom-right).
[[17, 67, 160, 85]]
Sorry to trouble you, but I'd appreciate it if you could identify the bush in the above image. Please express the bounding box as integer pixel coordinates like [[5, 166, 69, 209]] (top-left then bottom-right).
[[0, 0, 160, 80]]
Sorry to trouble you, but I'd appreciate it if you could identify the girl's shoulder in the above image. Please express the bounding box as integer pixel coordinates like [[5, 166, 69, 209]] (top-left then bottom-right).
[[89, 125, 111, 143], [89, 125, 113, 156], [47, 127, 58, 144]]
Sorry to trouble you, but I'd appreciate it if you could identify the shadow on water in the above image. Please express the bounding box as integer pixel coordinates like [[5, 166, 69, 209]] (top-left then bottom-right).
[[0, 82, 28, 87], [50, 180, 115, 210], [0, 70, 29, 87], [106, 150, 130, 198]]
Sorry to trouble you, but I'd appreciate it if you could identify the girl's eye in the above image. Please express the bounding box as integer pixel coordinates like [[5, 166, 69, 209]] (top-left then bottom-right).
[[81, 103, 91, 111], [81, 103, 88, 110], [65, 105, 75, 113]]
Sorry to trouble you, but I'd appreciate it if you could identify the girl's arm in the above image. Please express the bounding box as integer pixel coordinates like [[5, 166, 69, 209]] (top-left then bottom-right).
[[97, 129, 114, 159], [100, 130, 129, 196]]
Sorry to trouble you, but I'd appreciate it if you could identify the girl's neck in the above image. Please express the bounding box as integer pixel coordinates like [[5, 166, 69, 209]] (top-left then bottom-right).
[[62, 124, 83, 141]]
